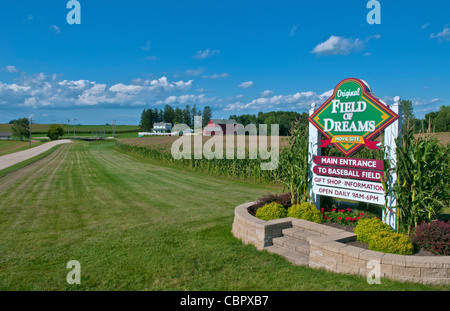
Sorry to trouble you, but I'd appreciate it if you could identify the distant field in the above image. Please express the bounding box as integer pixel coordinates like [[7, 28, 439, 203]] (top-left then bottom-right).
[[0, 124, 139, 135], [415, 132, 450, 145], [118, 132, 450, 152], [119, 135, 291, 152]]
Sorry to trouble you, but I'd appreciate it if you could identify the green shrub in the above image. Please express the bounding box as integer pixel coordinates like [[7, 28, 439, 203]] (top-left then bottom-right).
[[255, 202, 287, 221], [354, 218, 393, 244], [287, 202, 323, 224], [369, 231, 414, 255]]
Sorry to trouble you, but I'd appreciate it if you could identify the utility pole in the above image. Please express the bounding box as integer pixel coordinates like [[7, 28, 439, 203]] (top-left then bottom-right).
[[67, 119, 71, 135], [73, 118, 77, 138], [29, 116, 32, 148]]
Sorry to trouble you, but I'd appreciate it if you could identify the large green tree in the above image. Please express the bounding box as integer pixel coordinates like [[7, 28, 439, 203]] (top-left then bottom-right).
[[432, 105, 450, 132], [183, 105, 191, 127], [11, 118, 30, 141], [202, 106, 212, 127], [163, 105, 175, 125], [47, 124, 64, 141], [400, 99, 417, 132]]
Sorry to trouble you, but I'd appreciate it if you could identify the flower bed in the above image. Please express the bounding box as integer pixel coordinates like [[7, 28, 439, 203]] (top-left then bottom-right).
[[233, 201, 450, 285], [247, 193, 449, 257]]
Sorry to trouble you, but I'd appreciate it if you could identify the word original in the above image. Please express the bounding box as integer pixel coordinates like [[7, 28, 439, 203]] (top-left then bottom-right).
[[336, 87, 361, 100]]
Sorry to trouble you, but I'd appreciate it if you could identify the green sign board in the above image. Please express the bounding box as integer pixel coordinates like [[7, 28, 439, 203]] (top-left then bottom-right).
[[308, 78, 399, 156]]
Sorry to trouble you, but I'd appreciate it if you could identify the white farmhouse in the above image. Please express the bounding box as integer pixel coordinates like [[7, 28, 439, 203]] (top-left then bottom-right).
[[152, 123, 172, 133]]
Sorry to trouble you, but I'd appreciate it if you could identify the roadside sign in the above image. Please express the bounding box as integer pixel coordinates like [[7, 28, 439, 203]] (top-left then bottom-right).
[[313, 175, 385, 194], [308, 78, 399, 156], [313, 165, 384, 182], [313, 156, 384, 170], [312, 184, 386, 205]]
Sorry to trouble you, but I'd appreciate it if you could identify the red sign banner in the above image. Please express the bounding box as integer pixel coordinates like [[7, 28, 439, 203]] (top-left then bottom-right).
[[313, 165, 384, 182], [313, 156, 384, 170]]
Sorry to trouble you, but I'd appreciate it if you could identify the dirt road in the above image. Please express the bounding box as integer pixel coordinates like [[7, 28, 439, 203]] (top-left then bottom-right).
[[0, 139, 73, 170]]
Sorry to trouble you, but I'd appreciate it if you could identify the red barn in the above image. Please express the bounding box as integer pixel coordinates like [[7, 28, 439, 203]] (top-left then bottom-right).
[[203, 119, 237, 136]]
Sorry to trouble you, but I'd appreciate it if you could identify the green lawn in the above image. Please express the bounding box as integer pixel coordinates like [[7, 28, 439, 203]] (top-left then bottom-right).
[[0, 141, 445, 290]]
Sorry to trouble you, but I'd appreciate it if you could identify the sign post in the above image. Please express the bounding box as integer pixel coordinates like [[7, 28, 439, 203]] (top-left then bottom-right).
[[308, 102, 321, 209], [383, 96, 402, 229], [308, 78, 400, 229]]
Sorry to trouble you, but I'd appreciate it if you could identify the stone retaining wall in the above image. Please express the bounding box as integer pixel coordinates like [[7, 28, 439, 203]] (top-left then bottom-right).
[[231, 202, 450, 285]]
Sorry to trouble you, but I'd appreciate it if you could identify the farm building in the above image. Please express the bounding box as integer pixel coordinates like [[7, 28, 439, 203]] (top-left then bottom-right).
[[0, 132, 12, 140], [152, 123, 172, 133], [203, 119, 237, 136]]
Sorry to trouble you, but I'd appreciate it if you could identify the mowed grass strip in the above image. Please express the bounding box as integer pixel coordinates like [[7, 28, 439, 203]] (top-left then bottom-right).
[[0, 141, 444, 290]]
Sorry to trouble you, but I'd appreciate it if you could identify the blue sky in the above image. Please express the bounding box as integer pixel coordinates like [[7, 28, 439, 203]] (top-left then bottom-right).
[[0, 0, 449, 125]]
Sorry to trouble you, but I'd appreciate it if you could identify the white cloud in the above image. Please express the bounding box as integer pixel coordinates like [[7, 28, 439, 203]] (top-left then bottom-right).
[[312, 36, 364, 55], [311, 35, 381, 56], [156, 94, 216, 106], [430, 26, 450, 42], [414, 98, 441, 106], [49, 25, 61, 34], [142, 40, 151, 51], [193, 48, 220, 59], [0, 73, 194, 110], [290, 25, 298, 37], [4, 66, 19, 73], [109, 83, 144, 94], [184, 68, 205, 76], [203, 73, 230, 79], [238, 81, 256, 89], [224, 90, 331, 112], [260, 90, 273, 97], [422, 22, 430, 30]]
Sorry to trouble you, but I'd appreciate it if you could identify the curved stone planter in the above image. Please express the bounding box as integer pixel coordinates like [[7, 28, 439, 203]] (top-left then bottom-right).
[[232, 202, 450, 285]]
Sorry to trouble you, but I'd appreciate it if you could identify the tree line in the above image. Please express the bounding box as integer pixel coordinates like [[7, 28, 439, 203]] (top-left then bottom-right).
[[229, 102, 449, 136], [228, 111, 309, 136], [8, 118, 64, 141], [401, 101, 449, 133], [139, 105, 212, 132]]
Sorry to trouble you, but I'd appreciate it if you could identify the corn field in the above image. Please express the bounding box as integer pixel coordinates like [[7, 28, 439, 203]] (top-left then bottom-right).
[[117, 125, 449, 234], [115, 140, 279, 183]]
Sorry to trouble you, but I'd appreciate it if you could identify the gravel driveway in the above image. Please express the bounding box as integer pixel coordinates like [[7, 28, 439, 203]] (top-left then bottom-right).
[[0, 139, 73, 170]]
